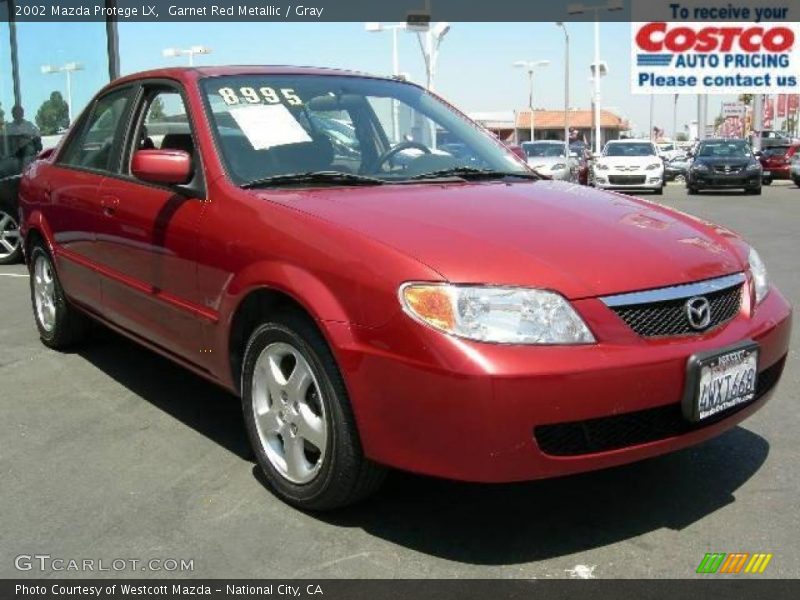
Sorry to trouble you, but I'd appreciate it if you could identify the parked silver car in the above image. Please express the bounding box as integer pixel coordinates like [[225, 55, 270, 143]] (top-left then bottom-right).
[[521, 140, 578, 182]]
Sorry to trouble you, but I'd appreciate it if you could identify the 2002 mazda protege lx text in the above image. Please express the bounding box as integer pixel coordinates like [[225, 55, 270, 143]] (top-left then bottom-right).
[[18, 67, 792, 510]]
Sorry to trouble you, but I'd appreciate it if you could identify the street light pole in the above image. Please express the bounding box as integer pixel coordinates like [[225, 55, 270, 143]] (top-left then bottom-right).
[[162, 45, 212, 67], [365, 22, 407, 141], [514, 60, 549, 142], [568, 0, 623, 154], [556, 22, 570, 158]]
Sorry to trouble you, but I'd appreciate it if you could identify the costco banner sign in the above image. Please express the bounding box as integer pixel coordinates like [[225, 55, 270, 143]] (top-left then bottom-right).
[[631, 21, 800, 94]]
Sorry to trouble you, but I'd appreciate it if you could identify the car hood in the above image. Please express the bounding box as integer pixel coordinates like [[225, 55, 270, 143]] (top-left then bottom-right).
[[597, 155, 661, 169], [253, 180, 746, 299]]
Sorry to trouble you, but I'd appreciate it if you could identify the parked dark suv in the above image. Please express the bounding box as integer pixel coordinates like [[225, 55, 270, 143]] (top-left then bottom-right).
[[686, 138, 762, 195]]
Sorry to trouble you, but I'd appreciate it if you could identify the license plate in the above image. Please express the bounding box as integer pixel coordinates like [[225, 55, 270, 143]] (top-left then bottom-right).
[[763, 170, 771, 176], [682, 342, 759, 422]]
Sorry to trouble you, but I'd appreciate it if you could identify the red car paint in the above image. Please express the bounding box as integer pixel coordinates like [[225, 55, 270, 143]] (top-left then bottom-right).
[[759, 144, 800, 181], [18, 67, 792, 483]]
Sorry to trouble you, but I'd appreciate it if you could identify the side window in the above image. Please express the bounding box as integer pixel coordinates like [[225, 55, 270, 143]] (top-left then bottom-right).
[[60, 88, 133, 172], [134, 89, 195, 158]]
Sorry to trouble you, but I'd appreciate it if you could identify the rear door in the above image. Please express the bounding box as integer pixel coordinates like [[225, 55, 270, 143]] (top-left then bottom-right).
[[92, 82, 208, 365], [43, 86, 137, 308]]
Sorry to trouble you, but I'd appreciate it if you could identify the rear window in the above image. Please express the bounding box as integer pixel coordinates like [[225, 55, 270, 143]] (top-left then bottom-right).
[[762, 146, 789, 157]]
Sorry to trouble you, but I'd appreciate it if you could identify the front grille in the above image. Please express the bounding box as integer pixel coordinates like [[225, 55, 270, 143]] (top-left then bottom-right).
[[608, 175, 646, 185], [534, 357, 785, 457], [602, 274, 745, 338], [713, 165, 744, 174]]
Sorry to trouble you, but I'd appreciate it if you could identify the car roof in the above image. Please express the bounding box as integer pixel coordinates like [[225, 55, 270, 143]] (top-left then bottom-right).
[[111, 65, 396, 87]]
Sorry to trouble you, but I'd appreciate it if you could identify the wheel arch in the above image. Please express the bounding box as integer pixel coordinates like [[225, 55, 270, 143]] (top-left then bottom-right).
[[221, 264, 352, 394]]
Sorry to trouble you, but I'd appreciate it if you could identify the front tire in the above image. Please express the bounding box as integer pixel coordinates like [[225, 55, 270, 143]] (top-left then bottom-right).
[[241, 311, 385, 510], [747, 186, 762, 195], [28, 243, 89, 349], [0, 203, 22, 265]]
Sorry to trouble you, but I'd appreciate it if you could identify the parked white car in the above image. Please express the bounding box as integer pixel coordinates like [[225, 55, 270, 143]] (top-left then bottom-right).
[[592, 139, 665, 195], [521, 140, 578, 182]]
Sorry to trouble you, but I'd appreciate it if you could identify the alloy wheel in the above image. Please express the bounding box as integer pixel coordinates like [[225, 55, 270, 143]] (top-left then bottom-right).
[[251, 341, 328, 484], [33, 254, 57, 332], [0, 210, 20, 260]]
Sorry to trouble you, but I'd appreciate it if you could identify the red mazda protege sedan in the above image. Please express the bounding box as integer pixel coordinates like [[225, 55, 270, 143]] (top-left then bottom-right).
[[18, 67, 792, 510]]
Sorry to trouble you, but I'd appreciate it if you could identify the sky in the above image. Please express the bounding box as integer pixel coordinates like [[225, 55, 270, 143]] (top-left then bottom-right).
[[1, 20, 738, 137]]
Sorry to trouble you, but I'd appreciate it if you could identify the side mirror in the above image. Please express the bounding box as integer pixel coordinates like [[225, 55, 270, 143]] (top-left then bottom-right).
[[507, 144, 527, 161], [131, 149, 192, 185], [37, 148, 56, 161]]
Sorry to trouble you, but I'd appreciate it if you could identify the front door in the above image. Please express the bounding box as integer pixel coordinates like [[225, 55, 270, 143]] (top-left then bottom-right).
[[92, 85, 208, 366]]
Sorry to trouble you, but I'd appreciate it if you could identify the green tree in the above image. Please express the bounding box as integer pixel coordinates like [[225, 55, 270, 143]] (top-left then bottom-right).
[[147, 97, 166, 122], [35, 91, 70, 135]]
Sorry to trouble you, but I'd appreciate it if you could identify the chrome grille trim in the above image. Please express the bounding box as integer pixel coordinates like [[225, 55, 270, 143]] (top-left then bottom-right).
[[600, 273, 746, 308]]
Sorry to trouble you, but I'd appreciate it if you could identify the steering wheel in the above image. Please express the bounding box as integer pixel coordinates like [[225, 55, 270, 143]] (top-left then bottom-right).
[[373, 141, 431, 171]]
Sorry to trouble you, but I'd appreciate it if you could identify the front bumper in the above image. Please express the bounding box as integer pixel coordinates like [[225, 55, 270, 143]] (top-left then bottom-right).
[[327, 287, 792, 483], [595, 172, 663, 190], [691, 170, 761, 188]]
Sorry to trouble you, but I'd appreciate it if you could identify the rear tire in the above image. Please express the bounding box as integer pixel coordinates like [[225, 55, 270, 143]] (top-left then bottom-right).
[[241, 310, 386, 510], [762, 178, 772, 186], [28, 243, 90, 349]]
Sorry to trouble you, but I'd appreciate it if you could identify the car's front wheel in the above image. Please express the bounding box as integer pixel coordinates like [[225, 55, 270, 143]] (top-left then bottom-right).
[[241, 311, 385, 510], [28, 243, 90, 348], [0, 204, 22, 265]]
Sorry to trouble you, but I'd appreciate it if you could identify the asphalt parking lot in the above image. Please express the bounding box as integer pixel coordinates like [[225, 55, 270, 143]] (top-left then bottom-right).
[[1, 181, 798, 579]]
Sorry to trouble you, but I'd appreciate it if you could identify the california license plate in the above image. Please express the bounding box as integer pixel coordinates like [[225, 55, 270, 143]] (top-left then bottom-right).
[[682, 342, 759, 422]]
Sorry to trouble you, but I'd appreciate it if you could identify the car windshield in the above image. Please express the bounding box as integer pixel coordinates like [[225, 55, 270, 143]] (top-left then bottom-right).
[[762, 146, 790, 157], [522, 143, 565, 157], [697, 141, 752, 158], [603, 142, 656, 157], [200, 74, 529, 186]]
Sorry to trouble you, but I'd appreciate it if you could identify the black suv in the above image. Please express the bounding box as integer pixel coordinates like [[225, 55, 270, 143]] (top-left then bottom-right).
[[686, 138, 762, 195]]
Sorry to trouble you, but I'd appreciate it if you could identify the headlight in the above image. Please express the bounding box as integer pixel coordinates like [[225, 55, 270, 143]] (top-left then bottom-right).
[[595, 163, 609, 171], [748, 247, 769, 304], [399, 283, 595, 345], [692, 163, 709, 172], [645, 162, 662, 170], [552, 163, 566, 170], [746, 163, 762, 171]]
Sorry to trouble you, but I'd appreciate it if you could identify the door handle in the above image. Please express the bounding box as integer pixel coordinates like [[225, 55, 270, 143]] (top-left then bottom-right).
[[100, 196, 120, 217]]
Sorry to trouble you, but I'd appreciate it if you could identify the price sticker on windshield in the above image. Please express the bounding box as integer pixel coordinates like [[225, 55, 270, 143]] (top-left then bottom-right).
[[218, 86, 303, 107]]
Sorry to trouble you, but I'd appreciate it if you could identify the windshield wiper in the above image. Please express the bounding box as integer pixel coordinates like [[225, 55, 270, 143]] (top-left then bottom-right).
[[241, 171, 386, 189], [409, 166, 540, 181]]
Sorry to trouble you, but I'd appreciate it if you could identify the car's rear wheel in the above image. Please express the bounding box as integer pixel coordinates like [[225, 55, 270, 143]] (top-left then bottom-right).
[[762, 178, 772, 185], [29, 243, 90, 348], [241, 311, 385, 510], [0, 204, 22, 265]]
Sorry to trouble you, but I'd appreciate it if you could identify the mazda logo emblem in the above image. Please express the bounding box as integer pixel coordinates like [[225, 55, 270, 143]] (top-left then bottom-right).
[[686, 296, 712, 330]]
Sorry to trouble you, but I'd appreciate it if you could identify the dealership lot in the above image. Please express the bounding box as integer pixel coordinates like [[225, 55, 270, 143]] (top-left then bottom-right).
[[1, 182, 798, 579]]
